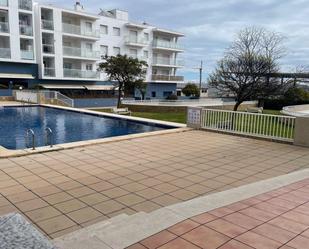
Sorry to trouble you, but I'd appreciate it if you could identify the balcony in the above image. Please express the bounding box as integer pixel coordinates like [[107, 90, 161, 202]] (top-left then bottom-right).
[[152, 40, 184, 51], [152, 57, 184, 67], [41, 19, 54, 30], [63, 46, 100, 59], [0, 0, 8, 7], [19, 24, 33, 36], [0, 47, 10, 58], [21, 50, 34, 60], [128, 54, 148, 61], [44, 68, 55, 77], [42, 44, 54, 54], [19, 0, 32, 11], [152, 74, 184, 82], [125, 36, 148, 47], [0, 22, 9, 33], [62, 23, 99, 38], [63, 68, 99, 79]]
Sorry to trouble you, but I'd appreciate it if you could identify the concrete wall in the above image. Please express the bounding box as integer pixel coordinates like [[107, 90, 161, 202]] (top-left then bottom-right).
[[294, 117, 309, 147], [0, 96, 14, 101]]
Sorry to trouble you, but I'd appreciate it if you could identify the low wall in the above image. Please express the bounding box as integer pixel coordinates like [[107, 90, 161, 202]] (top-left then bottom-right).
[[282, 104, 309, 117], [0, 96, 14, 101], [122, 102, 257, 113], [42, 98, 69, 107], [294, 117, 309, 147], [0, 89, 12, 97], [74, 98, 118, 108]]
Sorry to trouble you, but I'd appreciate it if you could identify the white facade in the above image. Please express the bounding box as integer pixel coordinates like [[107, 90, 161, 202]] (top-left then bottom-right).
[[0, 0, 36, 63], [0, 1, 184, 93]]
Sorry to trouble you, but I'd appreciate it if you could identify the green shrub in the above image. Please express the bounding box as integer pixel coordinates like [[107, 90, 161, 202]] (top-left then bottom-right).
[[166, 94, 178, 100], [182, 83, 200, 97]]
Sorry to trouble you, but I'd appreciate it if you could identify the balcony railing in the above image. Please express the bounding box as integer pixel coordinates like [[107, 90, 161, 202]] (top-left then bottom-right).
[[42, 44, 54, 54], [152, 40, 184, 50], [21, 50, 34, 60], [0, 48, 10, 58], [44, 68, 55, 77], [152, 57, 184, 66], [63, 68, 99, 79], [41, 19, 53, 30], [19, 0, 32, 11], [128, 54, 148, 61], [152, 74, 184, 82], [125, 36, 148, 46], [62, 23, 99, 38], [19, 24, 33, 36], [0, 0, 8, 7], [63, 46, 100, 59], [0, 22, 9, 33]]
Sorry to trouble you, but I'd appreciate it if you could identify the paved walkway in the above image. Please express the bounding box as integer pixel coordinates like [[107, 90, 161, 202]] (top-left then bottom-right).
[[128, 178, 309, 249], [0, 130, 308, 238]]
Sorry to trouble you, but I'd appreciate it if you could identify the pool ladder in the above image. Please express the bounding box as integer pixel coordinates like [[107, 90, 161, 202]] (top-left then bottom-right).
[[25, 127, 53, 150], [45, 127, 53, 148], [26, 129, 35, 150]]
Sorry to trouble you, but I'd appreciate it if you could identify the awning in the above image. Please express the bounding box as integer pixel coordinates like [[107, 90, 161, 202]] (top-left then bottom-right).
[[0, 73, 35, 79], [84, 85, 115, 91], [39, 84, 85, 89]]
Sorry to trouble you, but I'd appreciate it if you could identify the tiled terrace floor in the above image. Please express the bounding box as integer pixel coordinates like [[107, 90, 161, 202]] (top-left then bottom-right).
[[128, 178, 309, 249], [0, 130, 308, 238]]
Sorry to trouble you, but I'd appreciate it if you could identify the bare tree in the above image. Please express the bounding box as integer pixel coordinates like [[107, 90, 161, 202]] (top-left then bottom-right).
[[209, 26, 287, 111]]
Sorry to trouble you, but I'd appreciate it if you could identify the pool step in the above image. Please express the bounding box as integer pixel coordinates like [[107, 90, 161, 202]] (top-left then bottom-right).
[[53, 212, 148, 249]]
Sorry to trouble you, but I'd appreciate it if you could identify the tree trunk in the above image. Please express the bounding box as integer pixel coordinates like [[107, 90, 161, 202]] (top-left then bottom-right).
[[233, 101, 241, 111], [117, 87, 121, 108]]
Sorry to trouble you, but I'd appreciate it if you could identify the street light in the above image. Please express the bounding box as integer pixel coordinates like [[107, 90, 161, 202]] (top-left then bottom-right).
[[193, 60, 203, 94]]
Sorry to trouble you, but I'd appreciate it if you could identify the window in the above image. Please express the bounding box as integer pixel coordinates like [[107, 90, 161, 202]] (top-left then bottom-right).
[[100, 45, 108, 56], [85, 43, 92, 51], [64, 63, 72, 69], [85, 22, 92, 32], [113, 27, 120, 36], [129, 49, 137, 58], [143, 50, 149, 59], [113, 47, 120, 55], [163, 91, 172, 97], [100, 25, 108, 35], [151, 91, 156, 98], [63, 41, 71, 47], [144, 32, 149, 41], [86, 64, 93, 71], [129, 30, 137, 42]]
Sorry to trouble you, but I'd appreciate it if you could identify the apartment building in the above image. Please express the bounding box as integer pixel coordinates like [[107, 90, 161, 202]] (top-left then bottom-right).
[[0, 1, 185, 99]]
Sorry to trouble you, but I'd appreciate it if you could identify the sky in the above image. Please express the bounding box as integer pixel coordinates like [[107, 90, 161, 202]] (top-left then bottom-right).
[[39, 0, 309, 82]]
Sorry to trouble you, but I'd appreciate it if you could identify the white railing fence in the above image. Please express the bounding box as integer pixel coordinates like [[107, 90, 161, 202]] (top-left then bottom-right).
[[200, 109, 295, 142], [14, 90, 74, 107], [15, 90, 38, 103], [41, 91, 74, 107]]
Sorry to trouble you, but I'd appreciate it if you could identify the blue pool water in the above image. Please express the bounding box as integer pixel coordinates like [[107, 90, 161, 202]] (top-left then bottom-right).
[[0, 106, 173, 150]]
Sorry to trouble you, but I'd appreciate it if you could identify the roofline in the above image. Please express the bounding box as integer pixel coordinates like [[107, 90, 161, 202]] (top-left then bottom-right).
[[36, 3, 99, 20], [153, 28, 185, 37]]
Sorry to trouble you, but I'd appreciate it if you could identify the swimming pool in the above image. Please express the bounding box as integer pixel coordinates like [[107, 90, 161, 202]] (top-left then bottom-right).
[[0, 106, 174, 150]]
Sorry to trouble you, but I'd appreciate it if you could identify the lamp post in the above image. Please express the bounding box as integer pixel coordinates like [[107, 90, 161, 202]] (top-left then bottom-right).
[[193, 60, 203, 96]]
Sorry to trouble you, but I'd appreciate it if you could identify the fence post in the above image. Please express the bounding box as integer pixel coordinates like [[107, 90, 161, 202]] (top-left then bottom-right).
[[294, 116, 309, 147], [187, 107, 202, 129]]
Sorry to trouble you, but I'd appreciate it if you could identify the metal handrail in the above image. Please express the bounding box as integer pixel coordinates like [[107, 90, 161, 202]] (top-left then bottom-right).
[[26, 128, 35, 150], [45, 127, 53, 147]]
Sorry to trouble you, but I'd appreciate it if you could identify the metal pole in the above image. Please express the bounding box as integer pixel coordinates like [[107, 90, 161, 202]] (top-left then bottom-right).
[[199, 60, 203, 95]]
